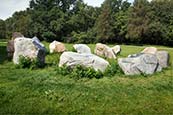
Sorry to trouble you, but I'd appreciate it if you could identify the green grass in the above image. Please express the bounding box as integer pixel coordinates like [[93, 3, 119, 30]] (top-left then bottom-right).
[[0, 41, 173, 114]]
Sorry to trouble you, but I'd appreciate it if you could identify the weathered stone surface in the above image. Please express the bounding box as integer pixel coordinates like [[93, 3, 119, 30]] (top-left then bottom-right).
[[118, 53, 161, 75], [13, 37, 46, 65], [94, 43, 116, 59], [12, 32, 24, 40], [49, 41, 66, 53], [59, 52, 109, 72], [32, 36, 45, 47], [156, 51, 169, 68], [112, 45, 121, 54], [7, 40, 14, 58], [141, 47, 157, 55], [73, 44, 91, 54]]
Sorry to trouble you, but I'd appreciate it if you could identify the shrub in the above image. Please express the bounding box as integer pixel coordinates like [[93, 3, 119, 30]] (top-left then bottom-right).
[[104, 60, 123, 77], [16, 55, 43, 69], [71, 65, 103, 79], [55, 65, 71, 76], [56, 65, 103, 79]]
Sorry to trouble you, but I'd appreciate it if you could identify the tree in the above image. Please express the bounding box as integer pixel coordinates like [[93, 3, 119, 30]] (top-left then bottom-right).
[[150, 0, 173, 45], [5, 10, 31, 39], [0, 19, 6, 39], [126, 0, 152, 44], [28, 0, 81, 41], [112, 0, 130, 43], [94, 0, 130, 43], [95, 0, 114, 43]]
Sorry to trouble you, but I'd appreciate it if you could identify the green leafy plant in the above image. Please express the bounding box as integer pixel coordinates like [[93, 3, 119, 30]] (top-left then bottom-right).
[[55, 65, 71, 76], [56, 65, 103, 79], [71, 65, 103, 79], [16, 55, 43, 69], [104, 60, 123, 77]]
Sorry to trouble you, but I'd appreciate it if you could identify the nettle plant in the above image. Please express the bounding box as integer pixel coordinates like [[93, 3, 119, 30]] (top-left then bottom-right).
[[56, 65, 103, 79], [56, 61, 123, 79], [16, 55, 43, 69]]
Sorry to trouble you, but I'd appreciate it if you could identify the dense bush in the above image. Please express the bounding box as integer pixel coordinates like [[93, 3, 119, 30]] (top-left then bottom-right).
[[104, 60, 123, 77], [56, 61, 123, 79], [16, 55, 44, 69], [56, 65, 103, 79]]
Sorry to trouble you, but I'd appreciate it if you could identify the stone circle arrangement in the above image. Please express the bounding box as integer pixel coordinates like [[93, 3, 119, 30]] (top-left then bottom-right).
[[7, 33, 170, 76]]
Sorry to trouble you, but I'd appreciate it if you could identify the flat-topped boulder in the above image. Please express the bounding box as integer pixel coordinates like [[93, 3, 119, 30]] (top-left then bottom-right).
[[141, 47, 157, 55], [59, 52, 109, 72], [94, 43, 116, 59], [73, 44, 91, 54], [13, 37, 46, 65], [49, 41, 66, 53], [118, 53, 162, 75]]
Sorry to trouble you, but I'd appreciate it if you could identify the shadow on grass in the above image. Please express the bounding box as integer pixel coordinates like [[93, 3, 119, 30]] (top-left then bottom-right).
[[0, 45, 8, 64]]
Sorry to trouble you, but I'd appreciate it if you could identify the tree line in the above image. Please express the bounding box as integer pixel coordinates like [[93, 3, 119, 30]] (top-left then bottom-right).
[[0, 0, 173, 46]]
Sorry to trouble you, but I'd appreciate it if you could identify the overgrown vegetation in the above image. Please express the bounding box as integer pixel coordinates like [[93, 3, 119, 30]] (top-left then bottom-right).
[[15, 55, 44, 69], [104, 60, 124, 77], [56, 65, 103, 79]]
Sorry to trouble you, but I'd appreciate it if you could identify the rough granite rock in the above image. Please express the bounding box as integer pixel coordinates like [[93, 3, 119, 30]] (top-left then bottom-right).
[[118, 53, 162, 75], [156, 51, 169, 68], [94, 43, 116, 59], [49, 41, 66, 53], [59, 52, 109, 72], [112, 45, 121, 54], [73, 44, 91, 54], [32, 36, 45, 47], [7, 40, 14, 58], [13, 37, 46, 65], [7, 32, 24, 58], [12, 32, 24, 40], [141, 47, 158, 55]]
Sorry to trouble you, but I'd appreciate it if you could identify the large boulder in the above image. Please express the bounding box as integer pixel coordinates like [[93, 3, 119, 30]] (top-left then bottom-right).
[[59, 52, 109, 72], [118, 53, 162, 75], [13, 37, 46, 65], [12, 32, 24, 40], [7, 40, 14, 58], [156, 51, 169, 68], [94, 43, 116, 59], [49, 41, 66, 53], [73, 44, 91, 54], [112, 45, 121, 55], [141, 47, 157, 55]]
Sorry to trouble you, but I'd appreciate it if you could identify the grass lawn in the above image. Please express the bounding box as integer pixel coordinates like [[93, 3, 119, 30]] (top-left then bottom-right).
[[0, 41, 173, 114]]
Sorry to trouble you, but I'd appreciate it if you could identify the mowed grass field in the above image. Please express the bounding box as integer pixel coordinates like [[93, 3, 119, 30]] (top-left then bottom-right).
[[0, 41, 173, 114]]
